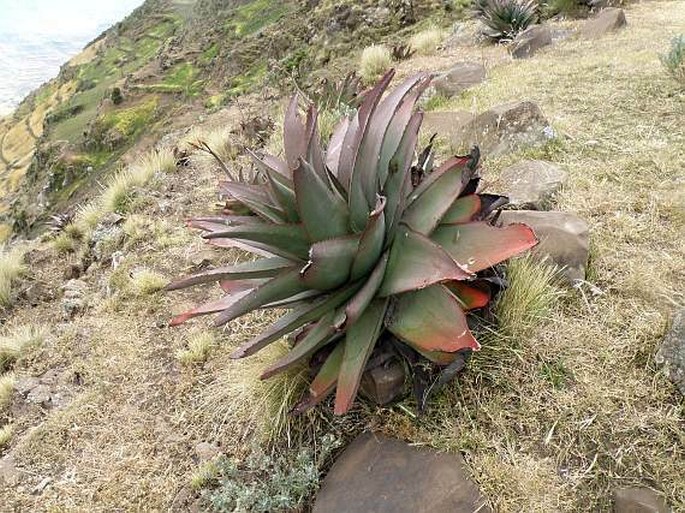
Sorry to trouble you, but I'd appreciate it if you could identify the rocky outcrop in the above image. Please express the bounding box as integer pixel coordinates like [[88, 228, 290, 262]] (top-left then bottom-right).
[[433, 62, 486, 98], [581, 8, 627, 39], [655, 309, 685, 397], [511, 25, 553, 59], [500, 160, 567, 209]]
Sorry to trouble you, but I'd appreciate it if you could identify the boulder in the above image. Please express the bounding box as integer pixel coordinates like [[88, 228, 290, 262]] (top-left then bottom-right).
[[655, 309, 685, 397], [433, 62, 486, 98], [613, 487, 670, 513], [499, 210, 589, 282], [511, 25, 553, 59], [500, 160, 567, 209], [421, 111, 474, 141], [314, 433, 491, 513], [454, 101, 554, 156], [581, 8, 627, 39]]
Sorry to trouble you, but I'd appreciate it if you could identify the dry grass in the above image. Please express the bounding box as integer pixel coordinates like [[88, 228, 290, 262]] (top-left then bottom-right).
[[0, 324, 46, 370], [51, 232, 76, 254], [176, 331, 216, 365], [0, 424, 13, 448], [359, 45, 392, 84], [130, 269, 167, 296], [409, 27, 445, 55], [0, 372, 16, 409], [0, 245, 26, 308]]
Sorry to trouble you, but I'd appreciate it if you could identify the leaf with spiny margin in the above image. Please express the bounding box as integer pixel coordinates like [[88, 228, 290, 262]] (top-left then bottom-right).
[[350, 196, 386, 280], [220, 182, 287, 224], [165, 257, 292, 291], [386, 284, 480, 353], [292, 159, 350, 242], [334, 298, 389, 414], [300, 236, 359, 291], [230, 282, 360, 358], [293, 344, 344, 414], [402, 158, 472, 235], [283, 95, 306, 170], [260, 311, 338, 379], [169, 289, 253, 326], [379, 226, 473, 297], [212, 269, 308, 327], [326, 116, 350, 178], [445, 281, 490, 310], [203, 223, 310, 260], [339, 252, 388, 329], [431, 222, 538, 273], [440, 195, 481, 225]]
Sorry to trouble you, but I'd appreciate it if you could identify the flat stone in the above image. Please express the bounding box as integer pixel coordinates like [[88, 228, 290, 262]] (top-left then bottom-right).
[[433, 62, 486, 98], [613, 487, 671, 513], [360, 358, 407, 405], [581, 8, 627, 39], [655, 309, 685, 397], [511, 25, 553, 59], [499, 210, 589, 283], [313, 433, 491, 513], [422, 110, 474, 141], [500, 160, 567, 209], [453, 101, 554, 156]]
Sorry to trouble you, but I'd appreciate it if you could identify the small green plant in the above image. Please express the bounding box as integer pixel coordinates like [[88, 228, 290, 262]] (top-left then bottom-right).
[[477, 0, 538, 42], [359, 45, 393, 84], [661, 35, 685, 85], [166, 71, 538, 415], [0, 246, 26, 308]]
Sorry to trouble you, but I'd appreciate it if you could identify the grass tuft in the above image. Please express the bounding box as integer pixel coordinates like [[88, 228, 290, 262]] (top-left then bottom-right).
[[0, 325, 47, 371], [661, 34, 685, 85], [0, 424, 13, 448], [0, 372, 16, 410], [189, 460, 220, 491], [131, 269, 167, 296], [176, 332, 216, 365], [409, 27, 445, 55], [52, 232, 77, 254], [359, 45, 392, 84], [0, 246, 26, 308], [137, 147, 177, 175]]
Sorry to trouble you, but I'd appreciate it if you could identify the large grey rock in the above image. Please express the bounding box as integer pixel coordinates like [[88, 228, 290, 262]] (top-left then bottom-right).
[[422, 111, 474, 141], [581, 8, 627, 39], [314, 433, 490, 513], [655, 309, 685, 397], [455, 101, 554, 156], [613, 487, 670, 513], [433, 62, 486, 98], [499, 210, 589, 282], [500, 160, 567, 209], [511, 25, 553, 59]]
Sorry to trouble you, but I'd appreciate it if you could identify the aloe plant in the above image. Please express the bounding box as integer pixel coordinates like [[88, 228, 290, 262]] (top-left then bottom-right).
[[477, 0, 538, 42], [167, 70, 538, 415]]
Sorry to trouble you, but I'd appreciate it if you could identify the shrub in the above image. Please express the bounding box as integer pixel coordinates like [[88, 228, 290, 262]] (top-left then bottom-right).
[[0, 246, 26, 308], [359, 45, 393, 84], [476, 0, 538, 42], [409, 27, 445, 55], [661, 35, 685, 85], [166, 70, 538, 415]]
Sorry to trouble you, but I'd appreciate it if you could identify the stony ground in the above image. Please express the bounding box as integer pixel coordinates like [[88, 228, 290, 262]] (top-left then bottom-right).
[[0, 2, 684, 512]]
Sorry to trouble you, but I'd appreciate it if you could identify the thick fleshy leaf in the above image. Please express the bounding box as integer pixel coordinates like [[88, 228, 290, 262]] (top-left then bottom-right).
[[386, 284, 480, 353], [338, 252, 388, 329], [431, 221, 538, 273], [293, 344, 344, 414], [260, 311, 338, 379], [165, 257, 293, 291], [219, 279, 266, 293], [300, 236, 359, 290], [264, 168, 299, 222], [440, 194, 481, 225], [379, 226, 473, 297], [445, 281, 490, 310], [305, 106, 327, 180], [230, 282, 359, 358], [350, 196, 386, 280], [402, 157, 473, 235], [293, 159, 350, 241], [206, 237, 281, 258], [334, 298, 389, 415], [473, 193, 509, 220], [283, 95, 307, 170], [189, 216, 260, 229], [213, 269, 308, 327], [220, 182, 286, 223], [326, 116, 350, 177], [203, 223, 310, 260], [169, 289, 253, 326]]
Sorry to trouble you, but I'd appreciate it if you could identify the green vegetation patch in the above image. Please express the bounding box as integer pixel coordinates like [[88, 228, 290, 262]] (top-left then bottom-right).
[[100, 97, 158, 139], [225, 0, 293, 38]]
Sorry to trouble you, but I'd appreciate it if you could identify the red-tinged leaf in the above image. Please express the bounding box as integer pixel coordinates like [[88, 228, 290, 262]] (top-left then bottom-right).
[[293, 159, 350, 242], [408, 154, 473, 203], [264, 168, 299, 222], [336, 114, 360, 190], [293, 344, 344, 414], [402, 158, 473, 235], [203, 223, 310, 260], [300, 236, 359, 291], [213, 269, 308, 327], [431, 221, 538, 273], [334, 298, 389, 415], [220, 182, 287, 224], [283, 95, 307, 170], [326, 116, 350, 178], [409, 346, 462, 365], [260, 311, 338, 379], [339, 252, 388, 329], [386, 284, 480, 352], [350, 196, 386, 280], [247, 149, 291, 181], [445, 281, 490, 310], [165, 257, 293, 291], [440, 195, 481, 225], [379, 226, 473, 297], [305, 106, 327, 180], [169, 289, 253, 326], [230, 282, 359, 358], [383, 111, 422, 240]]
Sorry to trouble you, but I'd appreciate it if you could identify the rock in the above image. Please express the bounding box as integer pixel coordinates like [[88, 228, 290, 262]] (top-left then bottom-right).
[[194, 442, 220, 462], [31, 476, 52, 495], [613, 487, 670, 513], [360, 358, 407, 405], [455, 101, 554, 156], [581, 8, 627, 39], [500, 160, 567, 209], [61, 279, 89, 318], [0, 455, 20, 485], [511, 25, 553, 59], [422, 111, 474, 141], [313, 433, 491, 513], [655, 309, 685, 397], [26, 384, 53, 408], [433, 62, 486, 98], [499, 210, 589, 282]]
